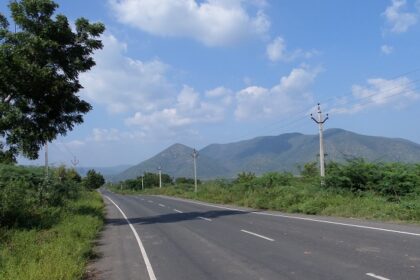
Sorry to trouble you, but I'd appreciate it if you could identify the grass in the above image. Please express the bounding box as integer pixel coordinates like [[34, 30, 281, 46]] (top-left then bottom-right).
[[0, 191, 104, 280], [110, 179, 420, 224]]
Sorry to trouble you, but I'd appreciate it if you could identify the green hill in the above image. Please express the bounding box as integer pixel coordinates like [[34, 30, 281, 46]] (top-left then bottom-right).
[[111, 143, 228, 181], [112, 129, 420, 181]]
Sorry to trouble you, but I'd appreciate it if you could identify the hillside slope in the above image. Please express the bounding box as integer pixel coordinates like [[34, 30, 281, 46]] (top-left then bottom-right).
[[113, 129, 420, 181]]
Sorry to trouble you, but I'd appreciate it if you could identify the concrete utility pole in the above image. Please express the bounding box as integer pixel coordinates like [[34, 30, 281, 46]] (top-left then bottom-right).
[[311, 103, 329, 178], [45, 142, 49, 178], [158, 166, 162, 189], [192, 149, 198, 193], [141, 175, 144, 190]]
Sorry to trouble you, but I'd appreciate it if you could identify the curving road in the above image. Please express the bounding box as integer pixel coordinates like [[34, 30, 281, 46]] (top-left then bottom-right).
[[89, 189, 420, 280]]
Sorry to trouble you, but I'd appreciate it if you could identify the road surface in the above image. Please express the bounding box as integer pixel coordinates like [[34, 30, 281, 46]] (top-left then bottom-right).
[[90, 189, 420, 280]]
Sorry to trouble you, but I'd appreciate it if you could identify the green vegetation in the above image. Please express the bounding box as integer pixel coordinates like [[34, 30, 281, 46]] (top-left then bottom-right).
[[109, 160, 420, 223], [0, 0, 104, 162], [83, 169, 105, 190], [0, 164, 104, 280]]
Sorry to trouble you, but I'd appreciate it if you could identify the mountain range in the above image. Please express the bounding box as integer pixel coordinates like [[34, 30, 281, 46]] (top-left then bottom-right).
[[111, 128, 420, 182]]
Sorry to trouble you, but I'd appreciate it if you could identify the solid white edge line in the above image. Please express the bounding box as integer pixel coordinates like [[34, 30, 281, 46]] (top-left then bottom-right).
[[174, 209, 183, 213], [158, 204, 165, 207], [158, 196, 420, 237], [366, 272, 390, 280], [104, 195, 157, 280], [198, 216, 212, 222], [240, 229, 274, 242]]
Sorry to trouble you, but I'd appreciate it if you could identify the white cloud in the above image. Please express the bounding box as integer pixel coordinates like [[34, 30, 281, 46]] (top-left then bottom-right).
[[80, 34, 175, 114], [381, 44, 394, 54], [383, 0, 418, 33], [65, 140, 86, 148], [126, 85, 227, 129], [266, 36, 318, 62], [86, 128, 147, 143], [330, 77, 420, 114], [90, 128, 122, 142], [109, 0, 270, 46], [266, 37, 286, 61], [205, 86, 233, 106], [235, 66, 321, 120]]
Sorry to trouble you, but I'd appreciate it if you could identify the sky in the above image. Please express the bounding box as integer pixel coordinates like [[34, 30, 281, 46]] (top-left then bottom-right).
[[2, 0, 420, 167]]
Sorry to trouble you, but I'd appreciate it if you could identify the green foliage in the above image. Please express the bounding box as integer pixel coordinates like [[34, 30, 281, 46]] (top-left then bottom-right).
[[0, 191, 103, 280], [0, 164, 83, 228], [234, 172, 256, 184], [300, 161, 319, 178], [252, 172, 293, 188], [175, 177, 200, 185], [82, 169, 105, 190], [0, 0, 105, 161], [325, 159, 420, 197]]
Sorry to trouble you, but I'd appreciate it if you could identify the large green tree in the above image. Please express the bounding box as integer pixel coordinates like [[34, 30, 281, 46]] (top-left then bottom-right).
[[83, 169, 105, 190], [0, 0, 105, 162]]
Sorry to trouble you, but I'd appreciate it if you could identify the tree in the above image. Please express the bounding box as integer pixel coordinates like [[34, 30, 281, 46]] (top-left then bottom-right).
[[83, 169, 105, 190], [300, 162, 319, 178], [0, 0, 105, 162]]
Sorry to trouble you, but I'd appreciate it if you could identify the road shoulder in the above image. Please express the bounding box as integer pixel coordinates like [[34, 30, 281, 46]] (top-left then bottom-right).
[[86, 195, 148, 280]]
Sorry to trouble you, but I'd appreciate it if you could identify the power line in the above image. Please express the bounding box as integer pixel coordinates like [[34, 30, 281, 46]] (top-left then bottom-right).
[[235, 67, 420, 141], [328, 80, 420, 114]]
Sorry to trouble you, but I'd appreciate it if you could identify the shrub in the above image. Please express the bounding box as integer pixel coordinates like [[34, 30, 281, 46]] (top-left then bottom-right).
[[300, 162, 319, 178], [325, 160, 420, 197], [252, 172, 293, 188], [175, 177, 200, 185], [82, 170, 105, 190], [234, 172, 256, 184]]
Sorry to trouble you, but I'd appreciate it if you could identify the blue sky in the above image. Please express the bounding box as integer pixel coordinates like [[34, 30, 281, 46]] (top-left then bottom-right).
[[3, 0, 420, 167]]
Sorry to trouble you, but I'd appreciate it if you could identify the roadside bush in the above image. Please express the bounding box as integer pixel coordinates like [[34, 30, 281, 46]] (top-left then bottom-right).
[[82, 169, 105, 190], [326, 159, 381, 192], [252, 172, 293, 188], [299, 162, 319, 178], [325, 160, 420, 197], [0, 164, 84, 228], [377, 163, 418, 198], [234, 172, 256, 184], [175, 177, 200, 185]]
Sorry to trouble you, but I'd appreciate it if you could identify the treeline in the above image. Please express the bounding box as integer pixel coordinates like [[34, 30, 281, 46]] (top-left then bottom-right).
[[114, 172, 201, 190], [233, 159, 420, 199], [0, 164, 104, 228], [325, 159, 420, 198]]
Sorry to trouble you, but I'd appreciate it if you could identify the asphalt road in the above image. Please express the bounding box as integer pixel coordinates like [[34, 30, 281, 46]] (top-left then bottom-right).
[[91, 189, 420, 280]]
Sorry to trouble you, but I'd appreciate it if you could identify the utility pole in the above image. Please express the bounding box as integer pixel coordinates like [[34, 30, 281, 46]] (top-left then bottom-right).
[[71, 156, 79, 168], [311, 103, 329, 178], [192, 149, 198, 193], [45, 142, 49, 178], [158, 166, 162, 188], [141, 175, 144, 190]]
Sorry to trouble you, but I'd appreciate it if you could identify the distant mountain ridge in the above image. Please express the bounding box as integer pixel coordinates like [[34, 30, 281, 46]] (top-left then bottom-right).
[[111, 128, 420, 182]]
